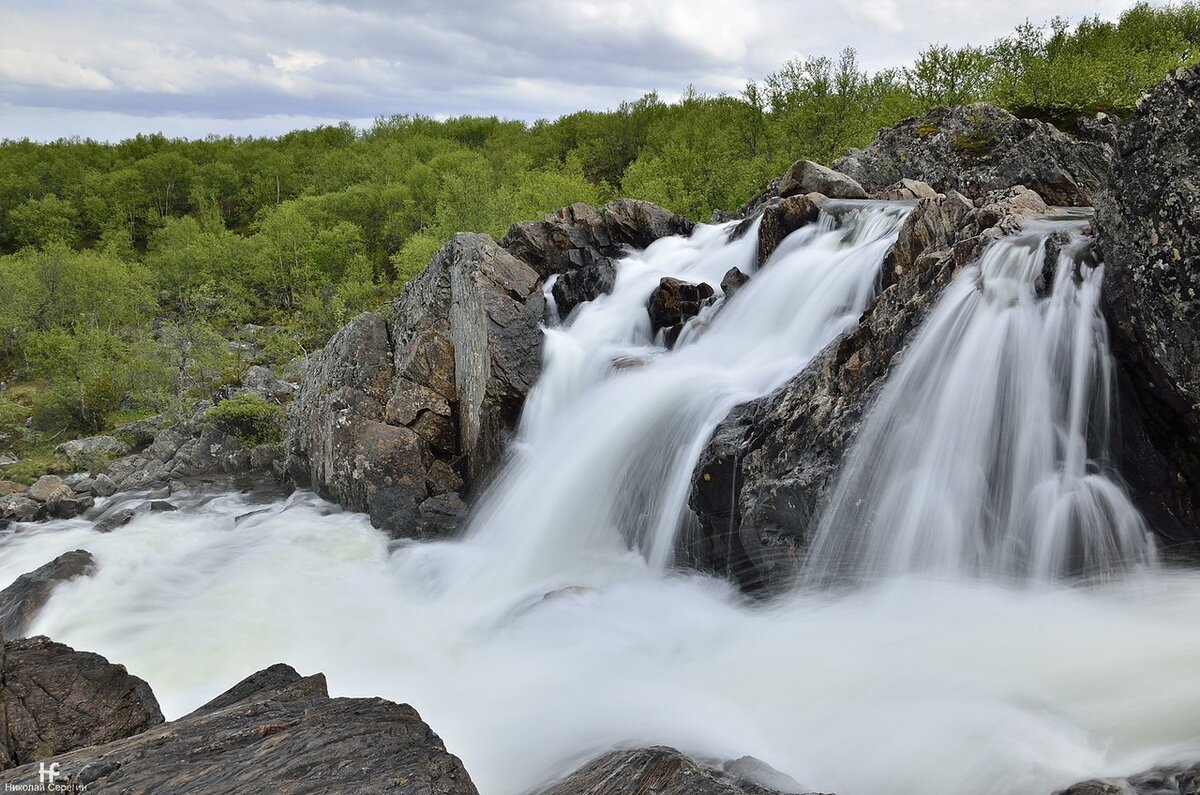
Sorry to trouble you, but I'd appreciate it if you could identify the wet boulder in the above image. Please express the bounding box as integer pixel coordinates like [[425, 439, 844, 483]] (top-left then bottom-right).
[[721, 267, 751, 300], [551, 259, 617, 319], [647, 277, 716, 348], [0, 550, 96, 638], [835, 103, 1112, 206], [1095, 65, 1200, 558]]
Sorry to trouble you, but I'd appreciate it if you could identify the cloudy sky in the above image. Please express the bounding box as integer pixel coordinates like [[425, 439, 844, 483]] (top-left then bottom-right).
[[1, 0, 1145, 142]]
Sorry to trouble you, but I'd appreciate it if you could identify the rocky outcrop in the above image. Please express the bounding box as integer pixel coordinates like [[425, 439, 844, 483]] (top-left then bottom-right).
[[1095, 66, 1200, 559], [835, 103, 1112, 206], [648, 277, 716, 347], [502, 199, 695, 280], [0, 659, 478, 794], [285, 234, 544, 536], [537, 747, 803, 795], [54, 436, 129, 469], [778, 160, 867, 200], [1058, 762, 1200, 795], [0, 551, 96, 638], [685, 188, 1050, 592], [0, 476, 93, 527], [0, 634, 163, 770]]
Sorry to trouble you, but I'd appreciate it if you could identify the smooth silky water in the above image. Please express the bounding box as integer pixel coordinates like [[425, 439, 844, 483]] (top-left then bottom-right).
[[2, 209, 1199, 795]]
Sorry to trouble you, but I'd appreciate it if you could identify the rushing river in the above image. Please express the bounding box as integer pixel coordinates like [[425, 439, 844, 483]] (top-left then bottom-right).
[[2, 207, 1197, 795]]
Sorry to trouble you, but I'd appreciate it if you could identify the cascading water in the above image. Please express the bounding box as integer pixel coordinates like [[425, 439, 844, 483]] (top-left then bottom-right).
[[803, 218, 1157, 584], [2, 209, 1200, 795], [455, 203, 909, 592]]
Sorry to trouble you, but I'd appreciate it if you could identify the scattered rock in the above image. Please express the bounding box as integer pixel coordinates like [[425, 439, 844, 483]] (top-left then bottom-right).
[[238, 365, 297, 401], [648, 277, 716, 348], [0, 494, 43, 525], [1095, 65, 1200, 558], [778, 159, 867, 200], [0, 551, 96, 638], [537, 747, 801, 795], [0, 661, 478, 794], [54, 436, 129, 469], [0, 481, 26, 497], [835, 103, 1112, 205], [27, 475, 71, 503], [0, 635, 163, 770], [95, 507, 137, 533]]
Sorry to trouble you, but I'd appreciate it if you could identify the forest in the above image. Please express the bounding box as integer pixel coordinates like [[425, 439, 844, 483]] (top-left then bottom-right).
[[1, 1, 1198, 481]]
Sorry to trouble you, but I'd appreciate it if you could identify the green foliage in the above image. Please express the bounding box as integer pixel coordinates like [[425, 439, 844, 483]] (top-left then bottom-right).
[[204, 394, 284, 446]]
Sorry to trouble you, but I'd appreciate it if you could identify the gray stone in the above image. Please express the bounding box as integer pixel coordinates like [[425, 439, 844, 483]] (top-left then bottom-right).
[[0, 551, 96, 638], [54, 436, 129, 469], [1095, 66, 1200, 557], [27, 475, 71, 503], [0, 662, 478, 794], [538, 747, 800, 795], [778, 159, 868, 200], [0, 635, 163, 771], [91, 473, 117, 497], [835, 103, 1112, 206]]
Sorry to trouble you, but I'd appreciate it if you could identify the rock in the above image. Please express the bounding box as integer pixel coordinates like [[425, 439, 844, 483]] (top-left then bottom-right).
[[878, 178, 940, 200], [1057, 763, 1200, 795], [686, 188, 1047, 592], [239, 365, 297, 401], [0, 494, 44, 525], [723, 756, 810, 793], [112, 415, 165, 449], [0, 635, 163, 770], [502, 199, 695, 279], [0, 662, 478, 794], [95, 507, 137, 533], [721, 267, 750, 300], [45, 494, 94, 520], [0, 480, 26, 497], [1095, 66, 1200, 558], [0, 454, 16, 467], [26, 475, 71, 504], [537, 747, 800, 795], [54, 436, 129, 469], [551, 259, 617, 319], [91, 472, 117, 497], [835, 103, 1112, 206], [778, 159, 867, 200], [286, 234, 544, 536], [753, 194, 826, 266], [0, 551, 96, 638], [647, 277, 716, 348], [147, 427, 187, 462]]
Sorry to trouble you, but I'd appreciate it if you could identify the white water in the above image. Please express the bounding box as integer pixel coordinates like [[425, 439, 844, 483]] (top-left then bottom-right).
[[804, 221, 1156, 583], [2, 212, 1198, 795]]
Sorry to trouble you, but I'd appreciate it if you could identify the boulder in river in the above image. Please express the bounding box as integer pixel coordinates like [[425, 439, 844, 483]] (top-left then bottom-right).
[[647, 277, 716, 348], [0, 550, 96, 638]]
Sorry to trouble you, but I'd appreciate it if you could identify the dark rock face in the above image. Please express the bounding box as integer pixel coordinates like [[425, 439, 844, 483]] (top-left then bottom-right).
[[286, 234, 544, 536], [1095, 66, 1200, 559], [551, 259, 617, 319], [835, 103, 1112, 206], [0, 551, 96, 638], [1057, 763, 1200, 795], [721, 267, 751, 300], [0, 476, 94, 527], [744, 194, 826, 268], [685, 188, 1049, 592], [502, 199, 695, 280], [778, 160, 867, 200], [0, 662, 479, 795], [647, 277, 716, 348], [0, 635, 164, 770], [537, 747, 801, 795]]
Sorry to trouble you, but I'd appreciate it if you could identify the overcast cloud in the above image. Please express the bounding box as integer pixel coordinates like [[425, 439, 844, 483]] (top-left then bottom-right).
[[0, 0, 1146, 141]]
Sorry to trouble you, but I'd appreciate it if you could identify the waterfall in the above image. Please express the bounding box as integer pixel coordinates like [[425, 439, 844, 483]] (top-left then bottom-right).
[[458, 203, 910, 591], [803, 218, 1157, 584]]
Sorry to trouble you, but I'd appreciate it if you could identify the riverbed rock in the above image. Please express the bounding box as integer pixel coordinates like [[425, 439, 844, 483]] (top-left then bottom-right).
[[54, 436, 130, 469], [685, 188, 1048, 592], [502, 199, 695, 279], [834, 103, 1112, 206], [648, 277, 716, 348], [0, 551, 96, 638], [721, 267, 751, 300], [286, 234, 544, 536], [0, 635, 163, 770], [27, 475, 70, 503], [1095, 66, 1200, 559], [778, 159, 867, 200], [551, 258, 617, 319], [1058, 762, 1200, 795], [537, 747, 800, 795], [0, 661, 479, 794]]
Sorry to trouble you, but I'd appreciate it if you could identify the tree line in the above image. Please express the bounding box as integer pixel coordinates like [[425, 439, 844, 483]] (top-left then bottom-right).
[[1, 2, 1197, 477]]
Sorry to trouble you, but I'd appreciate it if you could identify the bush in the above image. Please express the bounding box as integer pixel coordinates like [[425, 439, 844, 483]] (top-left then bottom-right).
[[203, 394, 283, 446]]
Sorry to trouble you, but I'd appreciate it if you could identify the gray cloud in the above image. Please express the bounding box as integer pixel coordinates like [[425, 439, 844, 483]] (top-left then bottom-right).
[[0, 0, 1146, 141]]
